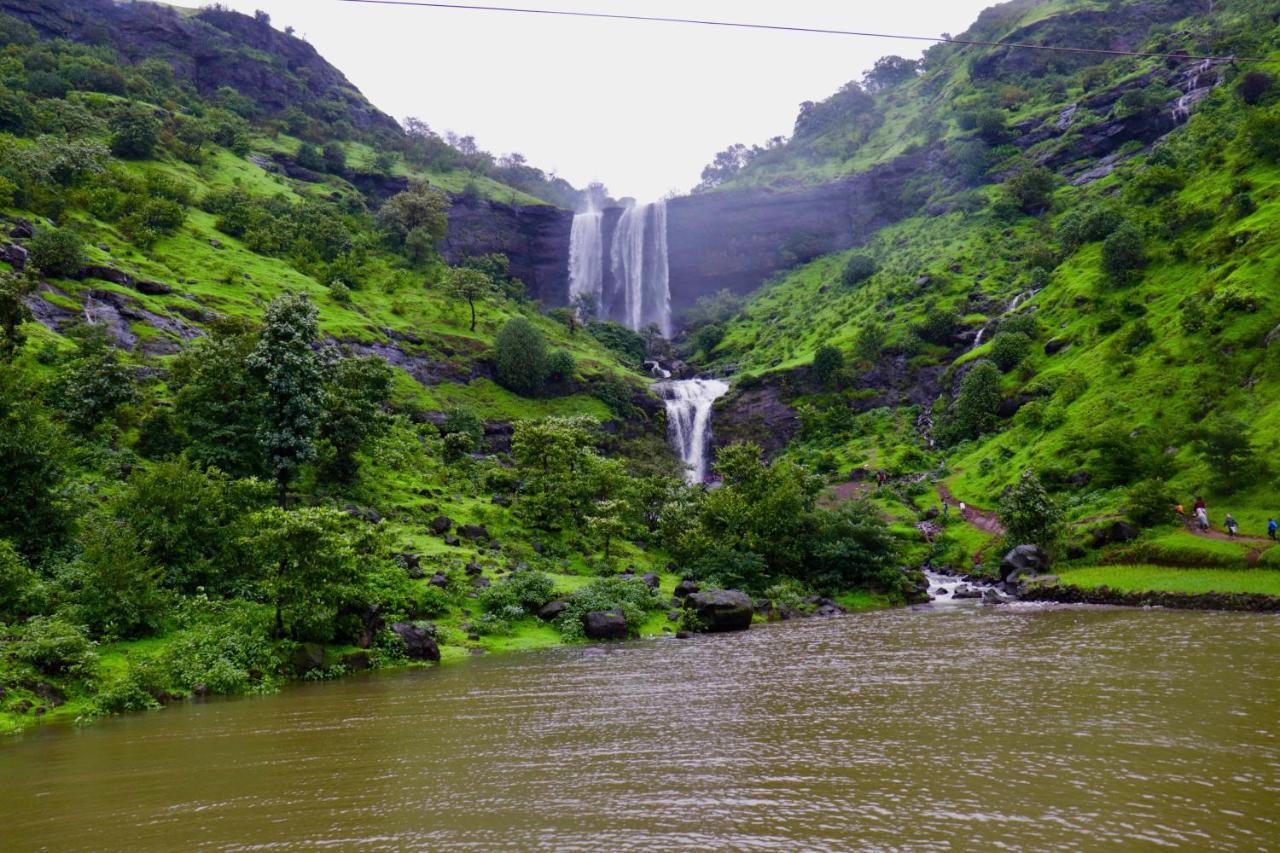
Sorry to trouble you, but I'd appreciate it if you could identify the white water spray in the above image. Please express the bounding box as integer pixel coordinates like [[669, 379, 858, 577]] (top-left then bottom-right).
[[656, 378, 728, 485]]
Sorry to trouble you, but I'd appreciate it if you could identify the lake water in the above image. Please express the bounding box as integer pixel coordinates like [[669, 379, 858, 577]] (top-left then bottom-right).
[[3, 603, 1278, 850]]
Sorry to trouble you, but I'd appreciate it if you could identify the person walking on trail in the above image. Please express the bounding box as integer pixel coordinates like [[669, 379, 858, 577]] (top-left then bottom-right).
[[1224, 513, 1239, 538], [1195, 505, 1210, 531], [1269, 518, 1278, 541]]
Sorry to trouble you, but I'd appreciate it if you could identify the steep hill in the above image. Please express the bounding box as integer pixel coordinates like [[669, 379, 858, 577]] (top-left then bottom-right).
[[693, 0, 1280, 570]]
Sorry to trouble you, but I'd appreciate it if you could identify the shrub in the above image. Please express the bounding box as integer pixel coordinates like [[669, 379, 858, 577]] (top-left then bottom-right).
[[109, 102, 160, 159], [547, 349, 576, 382], [15, 617, 97, 675], [587, 321, 646, 362], [688, 548, 769, 592], [1238, 71, 1272, 105], [442, 431, 476, 463], [1126, 479, 1176, 528], [0, 538, 40, 620], [1000, 164, 1057, 215], [413, 584, 453, 618], [842, 253, 877, 286], [915, 308, 959, 345], [999, 469, 1064, 557], [1057, 204, 1122, 250], [60, 517, 167, 639], [940, 359, 1002, 444], [160, 601, 278, 695], [812, 345, 844, 385], [51, 345, 136, 432], [478, 569, 555, 614], [29, 228, 85, 278], [854, 321, 886, 362], [322, 141, 346, 173], [1241, 108, 1280, 162], [494, 317, 549, 396], [296, 142, 325, 171], [1101, 222, 1147, 284], [990, 332, 1031, 372], [1191, 414, 1259, 492], [556, 576, 656, 641]]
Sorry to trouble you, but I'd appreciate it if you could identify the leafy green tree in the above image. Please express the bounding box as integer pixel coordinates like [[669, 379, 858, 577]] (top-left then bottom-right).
[[942, 360, 1002, 444], [1101, 222, 1148, 284], [376, 181, 450, 261], [511, 415, 601, 530], [854, 321, 887, 363], [295, 142, 325, 171], [806, 500, 902, 593], [60, 517, 167, 639], [585, 499, 630, 560], [444, 267, 497, 332], [318, 356, 393, 484], [494, 317, 549, 396], [0, 538, 41, 621], [1087, 422, 1161, 486], [1238, 72, 1273, 105], [0, 270, 34, 361], [990, 331, 1031, 372], [322, 141, 346, 173], [109, 102, 160, 159], [1000, 164, 1057, 215], [1192, 414, 1259, 491], [812, 344, 844, 385], [0, 383, 67, 557], [547, 349, 576, 382], [246, 294, 324, 504], [915, 307, 959, 345], [1126, 479, 1175, 528], [172, 321, 265, 478], [29, 227, 85, 278], [842, 253, 878, 286], [51, 335, 136, 432], [999, 469, 1064, 557]]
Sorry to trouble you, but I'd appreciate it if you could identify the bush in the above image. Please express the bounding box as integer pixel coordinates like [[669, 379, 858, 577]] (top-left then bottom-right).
[[1241, 108, 1280, 162], [160, 601, 278, 695], [1101, 222, 1147, 284], [842, 253, 878, 286], [442, 431, 476, 463], [940, 359, 1002, 445], [812, 345, 844, 385], [1126, 479, 1176, 528], [915, 308, 959, 345], [296, 142, 325, 171], [587, 321, 646, 362], [854, 321, 886, 362], [109, 102, 160, 159], [1238, 71, 1273, 105], [60, 517, 167, 639], [413, 584, 453, 618], [688, 548, 769, 592], [990, 332, 1031, 372], [322, 141, 346, 173], [999, 469, 1064, 557], [29, 228, 85, 278], [1000, 164, 1056, 215], [478, 569, 555, 614], [15, 617, 97, 675], [547, 349, 576, 382], [1057, 204, 1122, 250], [556, 576, 656, 641], [0, 538, 41, 620], [494, 317, 549, 396]]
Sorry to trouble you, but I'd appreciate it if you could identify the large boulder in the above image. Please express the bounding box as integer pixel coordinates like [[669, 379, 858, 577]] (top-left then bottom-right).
[[1000, 544, 1048, 582], [290, 642, 325, 674], [391, 622, 441, 661], [582, 609, 628, 640], [537, 600, 568, 621], [429, 515, 453, 534], [685, 589, 754, 633], [673, 579, 700, 599]]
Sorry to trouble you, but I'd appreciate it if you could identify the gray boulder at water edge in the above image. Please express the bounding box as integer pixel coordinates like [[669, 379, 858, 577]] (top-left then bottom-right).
[[391, 622, 441, 661], [686, 589, 754, 632], [583, 609, 628, 640], [1000, 544, 1048, 582]]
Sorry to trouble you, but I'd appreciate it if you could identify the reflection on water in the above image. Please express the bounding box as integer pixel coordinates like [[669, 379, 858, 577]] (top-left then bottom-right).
[[2, 605, 1278, 850]]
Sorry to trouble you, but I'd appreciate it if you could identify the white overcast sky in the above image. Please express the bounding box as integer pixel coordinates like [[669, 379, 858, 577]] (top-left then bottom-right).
[[210, 0, 998, 200]]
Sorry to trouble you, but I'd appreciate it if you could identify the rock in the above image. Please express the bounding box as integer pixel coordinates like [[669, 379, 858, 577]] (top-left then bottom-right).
[[134, 279, 172, 295], [641, 572, 660, 589], [396, 552, 423, 577], [428, 573, 449, 589], [952, 585, 984, 600], [923, 507, 940, 520], [673, 579, 700, 599], [80, 264, 133, 286], [209, 239, 222, 249], [1110, 521, 1140, 543], [464, 562, 483, 576], [537, 600, 568, 621], [667, 610, 682, 621], [471, 576, 490, 588], [1000, 544, 1048, 582], [0, 243, 28, 271], [685, 589, 754, 633], [290, 642, 325, 674], [1067, 545, 1087, 560], [1067, 470, 1093, 488], [8, 219, 33, 239], [982, 589, 1003, 605], [429, 515, 453, 534], [341, 651, 371, 671], [675, 631, 694, 640], [1044, 338, 1069, 355], [582, 609, 628, 640], [444, 535, 460, 547], [391, 622, 440, 661], [490, 494, 511, 507], [457, 523, 490, 541]]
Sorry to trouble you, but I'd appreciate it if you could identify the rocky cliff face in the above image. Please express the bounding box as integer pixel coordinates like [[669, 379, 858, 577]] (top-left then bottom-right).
[[665, 148, 934, 318], [0, 0, 400, 134], [442, 197, 574, 304]]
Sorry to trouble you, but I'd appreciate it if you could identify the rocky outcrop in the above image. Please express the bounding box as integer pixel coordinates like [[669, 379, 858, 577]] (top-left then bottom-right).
[[685, 589, 754, 632], [665, 147, 935, 315], [1000, 545, 1048, 582], [391, 622, 441, 661], [442, 196, 574, 304], [711, 381, 800, 461], [582, 609, 628, 640]]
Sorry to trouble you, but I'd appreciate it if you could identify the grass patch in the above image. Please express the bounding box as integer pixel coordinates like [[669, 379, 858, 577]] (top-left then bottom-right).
[[1058, 565, 1280, 597]]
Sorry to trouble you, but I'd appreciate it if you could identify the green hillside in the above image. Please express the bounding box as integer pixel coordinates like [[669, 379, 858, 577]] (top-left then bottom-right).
[[691, 0, 1280, 575]]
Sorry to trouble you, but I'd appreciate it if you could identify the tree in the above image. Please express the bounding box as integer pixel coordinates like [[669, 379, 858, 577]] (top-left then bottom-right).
[[172, 321, 265, 478], [1192, 414, 1258, 491], [864, 55, 919, 92], [0, 386, 67, 558], [318, 356, 393, 484], [1101, 222, 1148, 284], [295, 142, 325, 171], [109, 102, 160, 159], [246, 294, 324, 504], [444, 267, 497, 332], [322, 141, 346, 173], [806, 500, 902, 593], [812, 345, 844, 386], [376, 181, 450, 261], [842, 253, 878, 286], [1126, 479, 1175, 528], [854, 321, 887, 363], [999, 469, 1064, 557], [990, 331, 1031, 372], [942, 360, 1002, 444], [0, 539, 40, 621], [585, 499, 629, 560], [1000, 164, 1057, 215], [61, 517, 166, 639], [511, 415, 601, 530], [51, 335, 136, 432], [29, 227, 85, 278], [915, 307, 959, 345], [0, 271, 34, 361], [1238, 72, 1273, 106], [494, 317, 549, 396]]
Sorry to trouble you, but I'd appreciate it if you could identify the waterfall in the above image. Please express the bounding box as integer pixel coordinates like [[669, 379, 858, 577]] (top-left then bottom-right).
[[656, 378, 729, 485], [610, 200, 671, 336], [568, 204, 604, 316]]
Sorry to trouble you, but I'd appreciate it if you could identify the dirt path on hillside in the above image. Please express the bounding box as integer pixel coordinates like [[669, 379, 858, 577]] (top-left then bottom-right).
[[936, 483, 1005, 536]]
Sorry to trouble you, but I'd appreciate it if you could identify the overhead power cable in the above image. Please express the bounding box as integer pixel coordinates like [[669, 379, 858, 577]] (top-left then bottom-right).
[[335, 0, 1276, 64]]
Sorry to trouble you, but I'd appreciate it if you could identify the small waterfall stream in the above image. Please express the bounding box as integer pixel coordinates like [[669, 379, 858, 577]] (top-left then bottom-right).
[[655, 378, 729, 485]]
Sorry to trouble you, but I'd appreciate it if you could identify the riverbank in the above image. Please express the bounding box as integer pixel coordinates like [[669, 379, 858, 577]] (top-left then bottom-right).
[[0, 567, 903, 737], [1023, 565, 1280, 612]]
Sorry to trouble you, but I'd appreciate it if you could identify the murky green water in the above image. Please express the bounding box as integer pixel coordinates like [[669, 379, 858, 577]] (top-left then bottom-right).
[[3, 604, 1278, 850]]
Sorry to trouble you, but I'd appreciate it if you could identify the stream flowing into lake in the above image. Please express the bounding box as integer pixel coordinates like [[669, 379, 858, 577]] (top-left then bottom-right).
[[655, 377, 729, 484], [2, 605, 1277, 850]]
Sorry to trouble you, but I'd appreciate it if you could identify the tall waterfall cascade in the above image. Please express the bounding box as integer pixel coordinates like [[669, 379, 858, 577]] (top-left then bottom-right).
[[656, 378, 729, 485], [567, 200, 671, 336]]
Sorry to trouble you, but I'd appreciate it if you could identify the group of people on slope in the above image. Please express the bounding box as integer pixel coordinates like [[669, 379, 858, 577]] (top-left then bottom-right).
[[1176, 496, 1276, 540]]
